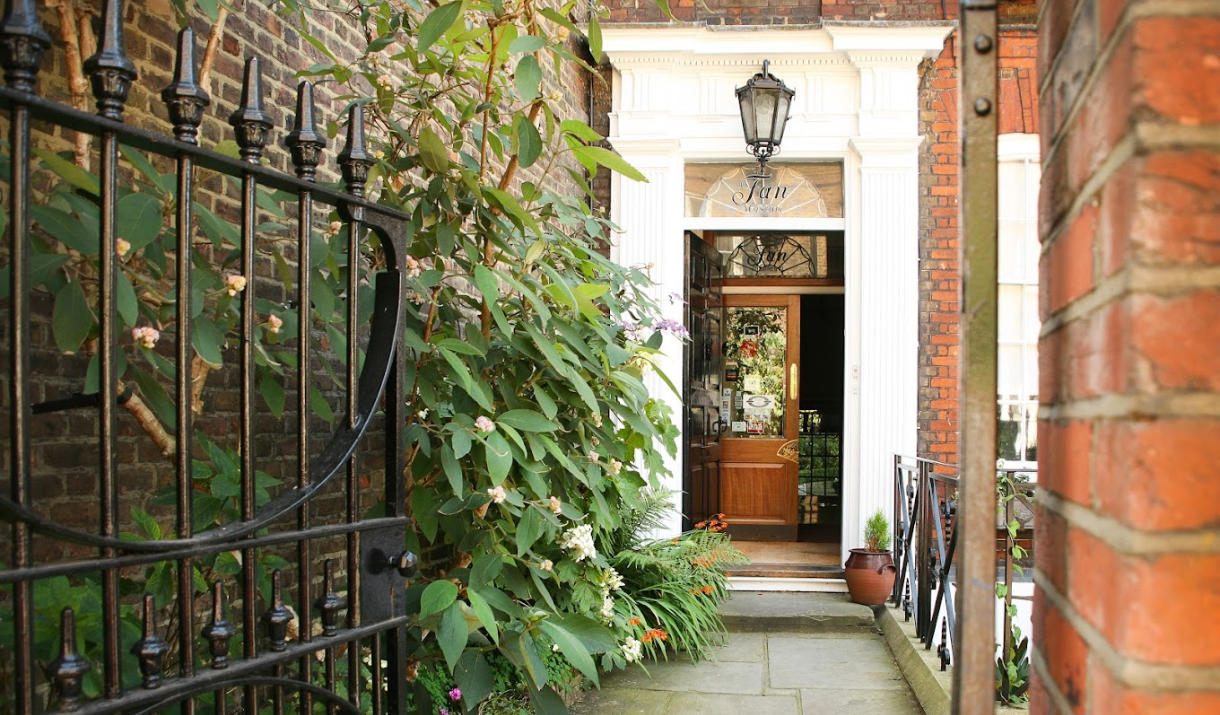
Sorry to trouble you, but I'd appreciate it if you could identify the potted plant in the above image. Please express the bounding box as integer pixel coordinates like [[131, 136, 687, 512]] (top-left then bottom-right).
[[844, 509, 897, 606]]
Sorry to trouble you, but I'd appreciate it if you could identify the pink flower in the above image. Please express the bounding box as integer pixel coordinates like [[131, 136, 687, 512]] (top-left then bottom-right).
[[131, 326, 160, 349], [548, 496, 562, 514], [115, 238, 131, 258], [448, 687, 461, 702], [487, 486, 507, 504], [266, 314, 283, 334], [540, 559, 554, 572], [405, 255, 423, 278], [608, 459, 622, 475], [475, 415, 495, 433], [225, 274, 247, 297]]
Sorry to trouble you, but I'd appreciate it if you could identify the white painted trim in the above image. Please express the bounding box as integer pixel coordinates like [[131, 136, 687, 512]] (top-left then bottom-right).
[[722, 286, 846, 295], [998, 133, 1041, 161], [727, 576, 849, 593]]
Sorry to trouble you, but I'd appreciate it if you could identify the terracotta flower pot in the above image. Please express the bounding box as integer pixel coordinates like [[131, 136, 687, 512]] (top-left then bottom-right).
[[843, 548, 897, 606]]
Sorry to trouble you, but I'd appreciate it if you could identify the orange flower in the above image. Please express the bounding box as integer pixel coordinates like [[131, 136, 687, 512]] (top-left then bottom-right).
[[628, 618, 641, 627], [701, 585, 715, 595]]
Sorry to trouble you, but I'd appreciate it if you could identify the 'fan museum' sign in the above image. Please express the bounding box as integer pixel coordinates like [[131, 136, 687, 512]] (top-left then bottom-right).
[[684, 162, 844, 219]]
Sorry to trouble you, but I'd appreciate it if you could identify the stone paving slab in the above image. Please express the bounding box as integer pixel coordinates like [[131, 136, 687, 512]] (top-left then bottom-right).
[[769, 636, 910, 690], [572, 592, 922, 715], [719, 592, 876, 633], [801, 687, 923, 713], [599, 658, 766, 695], [670, 692, 800, 715]]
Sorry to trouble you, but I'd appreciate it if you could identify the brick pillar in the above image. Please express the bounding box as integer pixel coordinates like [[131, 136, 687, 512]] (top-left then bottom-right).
[[1034, 1, 1220, 714]]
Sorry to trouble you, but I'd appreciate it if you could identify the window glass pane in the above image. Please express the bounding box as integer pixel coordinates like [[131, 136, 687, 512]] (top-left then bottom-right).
[[998, 345, 1025, 400], [725, 306, 787, 438], [1024, 285, 1041, 342], [998, 285, 1024, 342]]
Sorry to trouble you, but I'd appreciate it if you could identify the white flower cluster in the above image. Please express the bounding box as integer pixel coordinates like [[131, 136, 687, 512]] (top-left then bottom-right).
[[601, 567, 624, 594], [620, 637, 642, 663], [559, 524, 597, 562], [600, 596, 615, 620]]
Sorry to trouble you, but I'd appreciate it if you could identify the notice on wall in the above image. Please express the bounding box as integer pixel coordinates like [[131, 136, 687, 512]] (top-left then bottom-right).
[[743, 375, 762, 392], [732, 421, 748, 433]]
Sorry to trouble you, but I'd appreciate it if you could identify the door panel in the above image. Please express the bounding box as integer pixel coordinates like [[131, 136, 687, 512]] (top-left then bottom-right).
[[683, 231, 724, 529], [721, 294, 800, 540]]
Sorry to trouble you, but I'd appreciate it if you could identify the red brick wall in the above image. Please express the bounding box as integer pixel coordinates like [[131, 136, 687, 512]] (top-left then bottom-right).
[[1033, 0, 1220, 713], [917, 22, 1038, 464]]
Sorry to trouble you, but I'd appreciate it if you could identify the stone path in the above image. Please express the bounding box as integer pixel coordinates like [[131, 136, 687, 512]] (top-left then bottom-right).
[[572, 593, 924, 715]]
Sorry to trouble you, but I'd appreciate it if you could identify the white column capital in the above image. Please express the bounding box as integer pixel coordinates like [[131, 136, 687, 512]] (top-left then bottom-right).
[[849, 136, 923, 168]]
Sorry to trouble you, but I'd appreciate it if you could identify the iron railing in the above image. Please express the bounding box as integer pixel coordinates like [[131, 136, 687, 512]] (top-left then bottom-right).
[[891, 456, 1035, 673], [1, 1, 417, 713]]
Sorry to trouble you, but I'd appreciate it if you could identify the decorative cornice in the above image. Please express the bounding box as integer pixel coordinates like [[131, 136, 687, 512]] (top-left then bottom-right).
[[849, 136, 924, 167]]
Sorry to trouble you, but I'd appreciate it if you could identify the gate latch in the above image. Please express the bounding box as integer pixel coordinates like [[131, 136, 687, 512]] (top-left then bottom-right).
[[360, 525, 418, 623]]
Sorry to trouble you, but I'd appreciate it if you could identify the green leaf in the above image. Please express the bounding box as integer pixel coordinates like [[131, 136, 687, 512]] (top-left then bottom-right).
[[509, 35, 547, 54], [484, 432, 513, 483], [30, 252, 70, 288], [516, 506, 543, 556], [130, 365, 175, 429], [33, 148, 99, 195], [532, 386, 558, 420], [418, 125, 450, 174], [587, 15, 603, 63], [412, 488, 440, 542], [496, 409, 557, 433], [31, 205, 97, 255], [548, 612, 618, 654], [500, 630, 548, 690], [516, 118, 542, 169], [259, 375, 286, 417], [419, 580, 459, 619], [441, 444, 464, 498], [52, 280, 93, 353], [437, 337, 484, 356], [560, 119, 602, 143], [192, 317, 225, 367], [451, 429, 472, 459], [438, 601, 468, 673], [466, 590, 499, 643], [469, 553, 503, 590], [571, 144, 648, 182], [539, 618, 599, 687], [455, 650, 494, 707], [117, 192, 163, 251], [116, 271, 138, 328], [527, 685, 568, 715], [418, 2, 463, 52], [515, 55, 541, 103]]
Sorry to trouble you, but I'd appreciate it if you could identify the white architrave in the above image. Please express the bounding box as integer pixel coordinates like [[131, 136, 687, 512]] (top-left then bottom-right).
[[604, 24, 952, 560]]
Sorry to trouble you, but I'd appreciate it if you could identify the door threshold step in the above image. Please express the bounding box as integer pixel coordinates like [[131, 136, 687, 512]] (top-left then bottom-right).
[[727, 575, 848, 593], [726, 563, 844, 579]]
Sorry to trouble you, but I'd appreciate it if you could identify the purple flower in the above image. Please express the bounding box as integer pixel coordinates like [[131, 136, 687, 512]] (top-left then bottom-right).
[[449, 687, 462, 702], [617, 320, 642, 342], [655, 318, 690, 339], [439, 709, 449, 715]]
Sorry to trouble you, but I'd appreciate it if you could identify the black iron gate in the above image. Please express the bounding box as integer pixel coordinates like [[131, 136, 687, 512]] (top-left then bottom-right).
[[1, 1, 416, 713]]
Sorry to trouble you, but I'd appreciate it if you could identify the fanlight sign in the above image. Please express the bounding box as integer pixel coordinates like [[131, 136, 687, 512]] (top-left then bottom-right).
[[684, 162, 844, 219]]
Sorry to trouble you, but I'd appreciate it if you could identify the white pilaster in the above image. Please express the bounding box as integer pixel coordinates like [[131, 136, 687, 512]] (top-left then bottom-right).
[[846, 137, 922, 562], [610, 141, 686, 536]]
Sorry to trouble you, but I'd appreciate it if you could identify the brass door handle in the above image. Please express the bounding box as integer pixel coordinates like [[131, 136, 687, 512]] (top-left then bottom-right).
[[790, 363, 798, 401]]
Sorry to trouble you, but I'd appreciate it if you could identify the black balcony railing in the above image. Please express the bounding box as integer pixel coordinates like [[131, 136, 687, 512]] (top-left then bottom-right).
[[891, 456, 1036, 672]]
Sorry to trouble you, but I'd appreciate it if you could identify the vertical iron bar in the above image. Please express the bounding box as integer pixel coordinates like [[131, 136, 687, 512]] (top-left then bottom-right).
[[0, 2, 50, 712], [916, 462, 932, 640], [83, 0, 137, 698], [287, 79, 325, 715], [892, 455, 901, 604], [339, 106, 373, 705], [163, 28, 208, 710], [230, 56, 273, 715], [957, 1, 999, 712], [1003, 476, 1015, 659]]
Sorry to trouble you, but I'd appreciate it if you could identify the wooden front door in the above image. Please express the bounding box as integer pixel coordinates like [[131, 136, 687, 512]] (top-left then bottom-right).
[[683, 231, 724, 529], [720, 294, 801, 540]]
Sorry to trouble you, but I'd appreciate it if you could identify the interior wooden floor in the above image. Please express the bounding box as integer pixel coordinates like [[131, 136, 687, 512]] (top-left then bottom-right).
[[726, 540, 845, 578]]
